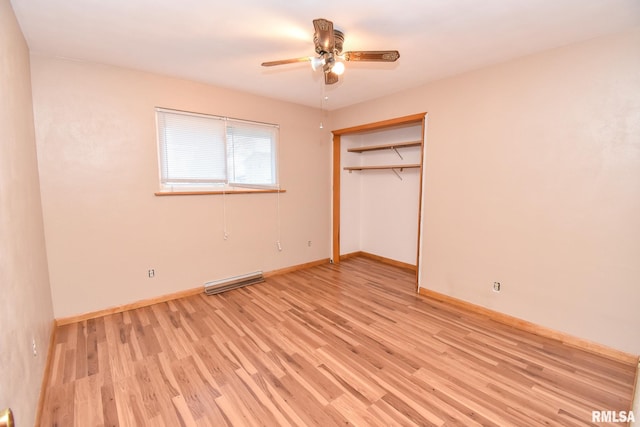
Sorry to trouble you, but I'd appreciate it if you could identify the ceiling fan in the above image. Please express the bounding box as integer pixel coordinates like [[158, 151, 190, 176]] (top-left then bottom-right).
[[261, 18, 400, 85]]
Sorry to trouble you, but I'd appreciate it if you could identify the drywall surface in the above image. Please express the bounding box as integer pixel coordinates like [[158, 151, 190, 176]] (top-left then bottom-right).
[[340, 125, 422, 265], [331, 29, 640, 355], [30, 56, 332, 319], [0, 1, 55, 424]]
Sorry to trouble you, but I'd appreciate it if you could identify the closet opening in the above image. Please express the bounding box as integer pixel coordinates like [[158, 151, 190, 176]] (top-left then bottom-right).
[[331, 113, 426, 287]]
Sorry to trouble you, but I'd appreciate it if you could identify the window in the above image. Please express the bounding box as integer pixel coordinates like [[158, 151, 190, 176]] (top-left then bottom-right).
[[156, 108, 279, 192]]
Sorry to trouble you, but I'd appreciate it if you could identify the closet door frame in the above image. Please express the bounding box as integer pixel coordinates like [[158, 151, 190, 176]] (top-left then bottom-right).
[[331, 112, 426, 286]]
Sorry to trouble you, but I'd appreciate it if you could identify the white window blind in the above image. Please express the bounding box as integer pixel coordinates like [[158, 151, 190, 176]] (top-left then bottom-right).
[[227, 120, 277, 188], [156, 108, 279, 190]]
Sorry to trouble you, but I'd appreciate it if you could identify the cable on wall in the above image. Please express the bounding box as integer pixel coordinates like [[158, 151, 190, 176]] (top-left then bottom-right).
[[223, 120, 229, 240], [275, 185, 282, 251], [275, 123, 283, 251], [222, 189, 229, 240]]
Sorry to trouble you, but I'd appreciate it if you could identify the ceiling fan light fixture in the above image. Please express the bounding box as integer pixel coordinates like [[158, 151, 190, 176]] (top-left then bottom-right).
[[310, 56, 325, 71], [331, 61, 345, 75]]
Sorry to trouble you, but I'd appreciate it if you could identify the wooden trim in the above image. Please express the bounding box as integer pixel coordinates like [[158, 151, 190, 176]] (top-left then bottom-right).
[[347, 140, 422, 152], [342, 251, 416, 272], [263, 258, 330, 278], [337, 251, 362, 260], [56, 286, 203, 326], [55, 258, 330, 325], [34, 320, 57, 427], [415, 116, 426, 287], [418, 287, 640, 366], [630, 360, 640, 413], [343, 164, 421, 171], [332, 133, 341, 264], [332, 112, 427, 135], [155, 189, 286, 196]]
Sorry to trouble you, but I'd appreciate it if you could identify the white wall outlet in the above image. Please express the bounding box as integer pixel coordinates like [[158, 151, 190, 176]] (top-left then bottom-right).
[[308, 240, 312, 247], [148, 269, 155, 278], [32, 338, 37, 357], [493, 282, 501, 292]]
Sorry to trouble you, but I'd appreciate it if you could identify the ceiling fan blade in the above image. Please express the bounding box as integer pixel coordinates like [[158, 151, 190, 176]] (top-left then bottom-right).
[[313, 18, 335, 54], [324, 71, 339, 85], [261, 57, 312, 67], [344, 51, 400, 62]]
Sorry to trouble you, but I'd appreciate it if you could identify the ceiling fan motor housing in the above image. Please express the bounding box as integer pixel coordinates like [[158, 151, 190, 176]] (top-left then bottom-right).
[[314, 28, 344, 55], [333, 30, 344, 55]]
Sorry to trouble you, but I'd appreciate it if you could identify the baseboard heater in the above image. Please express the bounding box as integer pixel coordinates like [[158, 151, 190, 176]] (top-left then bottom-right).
[[204, 271, 265, 296]]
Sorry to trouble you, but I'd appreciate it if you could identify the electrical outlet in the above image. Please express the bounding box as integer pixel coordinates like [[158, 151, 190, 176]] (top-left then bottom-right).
[[32, 338, 37, 357], [493, 282, 501, 292], [308, 240, 312, 247], [148, 269, 155, 278]]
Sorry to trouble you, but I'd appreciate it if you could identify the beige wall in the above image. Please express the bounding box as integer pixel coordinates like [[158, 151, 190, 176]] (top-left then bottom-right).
[[331, 29, 640, 355], [22, 10, 640, 362], [30, 56, 332, 319], [0, 0, 55, 424]]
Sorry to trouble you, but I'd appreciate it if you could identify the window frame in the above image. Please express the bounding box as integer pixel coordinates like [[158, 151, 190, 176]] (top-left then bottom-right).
[[155, 107, 282, 196]]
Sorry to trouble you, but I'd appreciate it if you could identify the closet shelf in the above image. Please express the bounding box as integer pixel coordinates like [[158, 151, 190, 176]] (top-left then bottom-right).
[[343, 164, 421, 171], [347, 140, 421, 153]]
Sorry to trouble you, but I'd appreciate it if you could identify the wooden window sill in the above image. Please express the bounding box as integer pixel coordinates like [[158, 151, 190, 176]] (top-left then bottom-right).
[[155, 188, 286, 196]]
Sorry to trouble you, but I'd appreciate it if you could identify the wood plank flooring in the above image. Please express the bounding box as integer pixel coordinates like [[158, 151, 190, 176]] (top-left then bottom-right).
[[39, 257, 637, 426]]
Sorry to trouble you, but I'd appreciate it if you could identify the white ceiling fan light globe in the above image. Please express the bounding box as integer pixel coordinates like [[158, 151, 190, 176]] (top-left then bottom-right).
[[332, 61, 345, 75], [310, 56, 325, 71]]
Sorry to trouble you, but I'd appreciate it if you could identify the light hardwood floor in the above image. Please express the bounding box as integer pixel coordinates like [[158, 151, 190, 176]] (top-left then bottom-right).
[[40, 257, 637, 426]]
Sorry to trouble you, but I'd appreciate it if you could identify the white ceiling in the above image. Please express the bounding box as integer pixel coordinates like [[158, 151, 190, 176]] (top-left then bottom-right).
[[10, 0, 640, 110]]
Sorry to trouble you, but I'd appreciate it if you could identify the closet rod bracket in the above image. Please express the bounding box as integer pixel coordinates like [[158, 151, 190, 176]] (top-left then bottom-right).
[[392, 146, 404, 160], [392, 168, 403, 180]]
